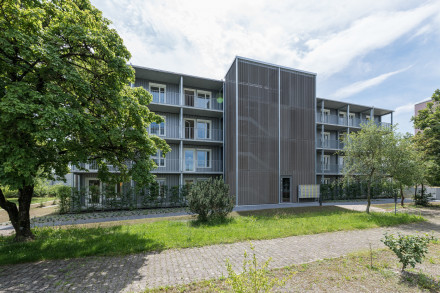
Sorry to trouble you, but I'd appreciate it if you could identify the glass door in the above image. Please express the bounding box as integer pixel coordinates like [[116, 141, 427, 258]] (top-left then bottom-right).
[[185, 120, 194, 139], [281, 177, 291, 203]]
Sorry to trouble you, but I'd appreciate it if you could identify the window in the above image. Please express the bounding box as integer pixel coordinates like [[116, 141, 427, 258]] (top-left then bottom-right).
[[195, 90, 211, 109], [323, 178, 330, 184], [339, 156, 345, 167], [322, 109, 330, 123], [184, 149, 195, 171], [322, 155, 330, 170], [150, 116, 166, 136], [152, 150, 165, 167], [185, 89, 195, 107], [322, 132, 330, 147], [197, 178, 208, 182], [197, 120, 211, 139], [339, 111, 347, 124], [150, 83, 166, 103], [197, 150, 211, 168]]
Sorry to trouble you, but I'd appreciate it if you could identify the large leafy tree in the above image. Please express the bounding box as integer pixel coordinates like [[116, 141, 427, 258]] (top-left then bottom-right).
[[0, 0, 169, 241], [412, 89, 440, 186], [342, 121, 393, 213]]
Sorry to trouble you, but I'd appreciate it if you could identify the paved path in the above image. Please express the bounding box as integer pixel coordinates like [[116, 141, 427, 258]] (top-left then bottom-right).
[[1, 208, 439, 292]]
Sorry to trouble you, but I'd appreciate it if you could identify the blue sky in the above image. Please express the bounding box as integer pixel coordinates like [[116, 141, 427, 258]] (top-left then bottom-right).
[[92, 0, 440, 134]]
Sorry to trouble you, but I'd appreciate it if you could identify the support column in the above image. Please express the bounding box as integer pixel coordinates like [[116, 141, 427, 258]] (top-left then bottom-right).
[[391, 112, 393, 126], [278, 67, 281, 203], [179, 76, 183, 106]]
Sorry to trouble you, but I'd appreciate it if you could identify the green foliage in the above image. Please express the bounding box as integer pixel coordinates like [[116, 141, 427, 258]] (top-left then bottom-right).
[[320, 179, 396, 201], [412, 89, 440, 186], [56, 185, 72, 214], [0, 0, 169, 202], [187, 178, 234, 221], [413, 188, 432, 207], [0, 186, 17, 198], [382, 233, 437, 271], [223, 243, 287, 293]]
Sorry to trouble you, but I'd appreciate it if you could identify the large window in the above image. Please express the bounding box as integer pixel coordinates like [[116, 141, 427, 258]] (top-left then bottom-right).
[[150, 83, 166, 103], [195, 90, 211, 109], [197, 149, 211, 168], [197, 120, 211, 139], [184, 149, 195, 171], [184, 148, 211, 171], [152, 150, 165, 167], [150, 116, 166, 136]]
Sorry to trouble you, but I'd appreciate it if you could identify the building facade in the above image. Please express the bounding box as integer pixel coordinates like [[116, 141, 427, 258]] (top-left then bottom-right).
[[70, 57, 393, 207]]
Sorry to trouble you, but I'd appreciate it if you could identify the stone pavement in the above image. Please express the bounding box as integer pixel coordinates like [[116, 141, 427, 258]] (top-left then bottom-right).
[[0, 208, 439, 292]]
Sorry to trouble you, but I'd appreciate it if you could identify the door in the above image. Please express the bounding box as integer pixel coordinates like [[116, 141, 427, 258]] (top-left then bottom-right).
[[281, 177, 291, 203], [323, 132, 330, 147], [185, 119, 194, 139], [339, 112, 347, 125], [323, 155, 330, 171], [184, 149, 195, 171], [322, 109, 330, 123], [86, 179, 101, 204]]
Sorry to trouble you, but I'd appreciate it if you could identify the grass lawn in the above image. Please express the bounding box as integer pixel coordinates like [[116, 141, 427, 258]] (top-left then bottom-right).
[[5, 197, 57, 206], [0, 206, 424, 265], [147, 243, 440, 292]]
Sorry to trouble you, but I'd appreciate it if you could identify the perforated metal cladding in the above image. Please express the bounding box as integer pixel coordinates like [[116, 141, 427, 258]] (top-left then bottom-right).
[[225, 58, 316, 205], [224, 60, 236, 200], [237, 60, 279, 205], [280, 70, 316, 202]]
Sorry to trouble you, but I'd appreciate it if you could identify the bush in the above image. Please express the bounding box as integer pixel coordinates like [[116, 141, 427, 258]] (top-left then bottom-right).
[[382, 233, 437, 271], [414, 188, 432, 206], [187, 177, 234, 221], [56, 185, 72, 214], [0, 186, 18, 198]]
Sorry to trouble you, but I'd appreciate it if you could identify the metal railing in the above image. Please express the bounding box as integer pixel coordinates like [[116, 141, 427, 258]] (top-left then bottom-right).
[[316, 139, 345, 149], [316, 163, 344, 174], [184, 127, 223, 141], [70, 161, 123, 173], [316, 114, 391, 129]]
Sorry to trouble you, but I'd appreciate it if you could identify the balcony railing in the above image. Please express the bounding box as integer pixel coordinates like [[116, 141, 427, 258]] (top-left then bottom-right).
[[316, 114, 391, 129], [70, 162, 123, 173], [151, 92, 180, 106], [152, 159, 223, 173], [149, 91, 223, 111], [184, 127, 223, 141], [316, 163, 344, 174], [316, 139, 345, 149]]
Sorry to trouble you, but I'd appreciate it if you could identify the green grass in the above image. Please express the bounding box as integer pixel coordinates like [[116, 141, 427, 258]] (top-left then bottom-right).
[[6, 197, 56, 205], [0, 207, 424, 265]]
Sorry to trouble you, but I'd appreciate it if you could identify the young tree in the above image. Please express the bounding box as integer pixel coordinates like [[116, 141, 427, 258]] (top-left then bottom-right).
[[386, 133, 421, 207], [412, 89, 440, 186], [0, 0, 169, 241], [341, 121, 392, 213]]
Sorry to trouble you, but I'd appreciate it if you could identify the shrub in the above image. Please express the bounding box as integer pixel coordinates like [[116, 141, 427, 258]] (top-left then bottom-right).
[[0, 186, 18, 198], [382, 233, 437, 271], [414, 188, 432, 206], [223, 243, 287, 293], [187, 177, 234, 221], [56, 185, 72, 214]]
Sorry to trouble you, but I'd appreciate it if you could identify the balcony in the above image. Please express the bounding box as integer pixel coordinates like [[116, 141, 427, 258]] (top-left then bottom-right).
[[316, 139, 345, 150], [70, 161, 123, 173], [316, 114, 391, 129], [316, 163, 344, 174], [184, 127, 223, 142], [184, 93, 223, 111], [152, 159, 223, 173]]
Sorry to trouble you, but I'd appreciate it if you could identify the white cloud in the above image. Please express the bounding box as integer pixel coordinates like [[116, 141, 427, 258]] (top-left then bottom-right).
[[91, 0, 440, 79], [394, 103, 416, 116], [330, 66, 412, 100]]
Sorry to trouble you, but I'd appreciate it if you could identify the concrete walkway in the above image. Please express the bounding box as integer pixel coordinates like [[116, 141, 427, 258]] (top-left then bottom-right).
[[0, 207, 439, 292]]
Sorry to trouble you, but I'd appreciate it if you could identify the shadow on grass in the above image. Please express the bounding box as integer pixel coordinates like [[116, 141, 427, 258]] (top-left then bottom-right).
[[399, 270, 440, 293], [0, 225, 165, 266], [234, 205, 349, 218], [189, 216, 236, 227]]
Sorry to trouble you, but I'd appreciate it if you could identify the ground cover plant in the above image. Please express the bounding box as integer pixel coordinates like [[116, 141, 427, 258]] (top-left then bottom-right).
[[0, 206, 424, 265], [145, 243, 440, 293]]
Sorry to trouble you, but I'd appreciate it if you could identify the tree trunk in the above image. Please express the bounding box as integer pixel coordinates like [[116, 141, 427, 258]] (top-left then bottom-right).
[[0, 186, 35, 241], [366, 180, 371, 214], [400, 184, 404, 207]]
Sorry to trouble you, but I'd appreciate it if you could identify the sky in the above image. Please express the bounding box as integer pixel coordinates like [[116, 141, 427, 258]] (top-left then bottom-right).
[[92, 0, 440, 134]]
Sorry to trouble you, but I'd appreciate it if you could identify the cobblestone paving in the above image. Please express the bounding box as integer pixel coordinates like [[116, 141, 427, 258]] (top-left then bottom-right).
[[1, 208, 439, 292]]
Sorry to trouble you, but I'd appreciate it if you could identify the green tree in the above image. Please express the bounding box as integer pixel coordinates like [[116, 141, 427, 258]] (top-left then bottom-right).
[[386, 133, 422, 207], [412, 89, 440, 186], [341, 121, 392, 213], [0, 0, 169, 241]]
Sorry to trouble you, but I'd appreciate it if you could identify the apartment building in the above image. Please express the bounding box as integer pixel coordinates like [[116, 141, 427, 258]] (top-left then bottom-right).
[[70, 57, 393, 206], [316, 98, 393, 185]]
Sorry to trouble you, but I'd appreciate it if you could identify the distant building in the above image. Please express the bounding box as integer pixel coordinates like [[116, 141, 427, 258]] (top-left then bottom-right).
[[414, 99, 438, 134]]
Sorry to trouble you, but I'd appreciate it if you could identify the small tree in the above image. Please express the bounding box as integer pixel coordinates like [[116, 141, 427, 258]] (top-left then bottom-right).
[[382, 233, 437, 271], [342, 121, 393, 213], [187, 177, 234, 221]]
